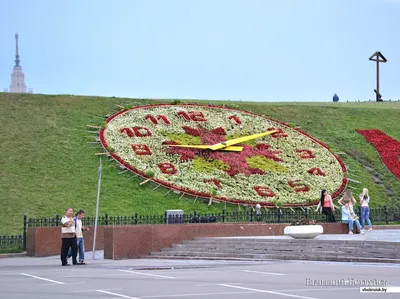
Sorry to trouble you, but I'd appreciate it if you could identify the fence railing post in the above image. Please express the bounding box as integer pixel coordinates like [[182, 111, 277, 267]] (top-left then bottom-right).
[[277, 208, 281, 223], [105, 212, 109, 226], [23, 214, 27, 251], [55, 214, 59, 227], [222, 209, 225, 223], [384, 206, 389, 225]]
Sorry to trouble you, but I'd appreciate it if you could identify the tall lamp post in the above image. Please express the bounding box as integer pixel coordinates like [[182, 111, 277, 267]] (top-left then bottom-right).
[[369, 51, 387, 102]]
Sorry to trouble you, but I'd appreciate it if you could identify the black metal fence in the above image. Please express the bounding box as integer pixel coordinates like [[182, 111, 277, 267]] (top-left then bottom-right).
[[0, 235, 24, 253], [1, 207, 400, 252]]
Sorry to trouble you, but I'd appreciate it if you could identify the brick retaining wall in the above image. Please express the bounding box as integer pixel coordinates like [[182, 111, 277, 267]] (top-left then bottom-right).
[[27, 223, 400, 259], [27, 226, 104, 257]]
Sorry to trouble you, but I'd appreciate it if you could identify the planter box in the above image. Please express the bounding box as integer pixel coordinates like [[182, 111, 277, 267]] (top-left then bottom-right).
[[284, 225, 324, 239]]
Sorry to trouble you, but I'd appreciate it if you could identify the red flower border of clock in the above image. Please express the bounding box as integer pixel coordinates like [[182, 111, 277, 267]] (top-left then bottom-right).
[[98, 103, 348, 207]]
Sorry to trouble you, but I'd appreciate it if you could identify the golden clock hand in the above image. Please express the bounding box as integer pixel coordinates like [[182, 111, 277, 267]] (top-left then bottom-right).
[[166, 131, 277, 152], [222, 146, 243, 152], [166, 144, 211, 149], [166, 144, 244, 151], [208, 130, 277, 151]]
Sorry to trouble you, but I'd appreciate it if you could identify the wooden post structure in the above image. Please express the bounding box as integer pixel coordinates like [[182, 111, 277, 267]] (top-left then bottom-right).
[[369, 51, 387, 102]]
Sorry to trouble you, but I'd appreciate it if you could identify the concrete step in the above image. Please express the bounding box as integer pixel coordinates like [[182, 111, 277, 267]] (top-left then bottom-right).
[[154, 249, 400, 259], [187, 238, 399, 248], [170, 242, 399, 251], [161, 247, 400, 259], [144, 253, 400, 264], [147, 237, 400, 264]]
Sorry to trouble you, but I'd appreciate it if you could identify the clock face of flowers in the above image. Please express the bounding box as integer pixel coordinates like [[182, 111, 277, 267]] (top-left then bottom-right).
[[99, 104, 347, 207]]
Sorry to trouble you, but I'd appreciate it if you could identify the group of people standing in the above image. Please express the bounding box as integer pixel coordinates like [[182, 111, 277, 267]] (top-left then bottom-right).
[[316, 188, 372, 234], [60, 208, 88, 266]]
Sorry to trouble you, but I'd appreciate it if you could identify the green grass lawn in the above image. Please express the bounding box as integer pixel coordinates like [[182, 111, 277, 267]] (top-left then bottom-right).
[[1, 93, 399, 235]]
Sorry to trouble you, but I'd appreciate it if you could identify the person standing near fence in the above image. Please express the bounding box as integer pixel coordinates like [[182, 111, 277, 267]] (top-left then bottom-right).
[[316, 189, 336, 222], [67, 209, 89, 265], [359, 188, 372, 231], [60, 208, 79, 266]]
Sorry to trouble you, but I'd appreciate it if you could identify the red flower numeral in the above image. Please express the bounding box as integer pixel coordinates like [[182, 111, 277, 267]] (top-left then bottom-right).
[[144, 114, 171, 125], [158, 162, 178, 175], [177, 111, 207, 122], [228, 115, 242, 124], [267, 127, 288, 138], [296, 149, 316, 159], [120, 127, 135, 137], [288, 180, 310, 192], [120, 127, 152, 137], [131, 144, 152, 155], [254, 186, 276, 197], [307, 167, 326, 176], [133, 126, 152, 137], [204, 179, 223, 189]]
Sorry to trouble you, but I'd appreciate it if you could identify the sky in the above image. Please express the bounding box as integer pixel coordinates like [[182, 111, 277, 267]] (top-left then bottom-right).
[[0, 0, 399, 102]]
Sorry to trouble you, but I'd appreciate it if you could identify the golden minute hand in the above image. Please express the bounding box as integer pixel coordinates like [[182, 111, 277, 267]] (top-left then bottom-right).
[[208, 130, 277, 151], [166, 144, 244, 151]]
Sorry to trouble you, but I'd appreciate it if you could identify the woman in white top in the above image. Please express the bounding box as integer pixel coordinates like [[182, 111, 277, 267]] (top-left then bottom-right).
[[359, 188, 372, 231]]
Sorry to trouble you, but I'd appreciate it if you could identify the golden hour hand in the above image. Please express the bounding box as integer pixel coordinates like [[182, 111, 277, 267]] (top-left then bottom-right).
[[208, 130, 277, 150]]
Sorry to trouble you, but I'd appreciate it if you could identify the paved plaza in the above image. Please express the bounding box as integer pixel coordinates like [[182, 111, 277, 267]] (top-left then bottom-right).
[[0, 230, 399, 299], [1, 256, 399, 299]]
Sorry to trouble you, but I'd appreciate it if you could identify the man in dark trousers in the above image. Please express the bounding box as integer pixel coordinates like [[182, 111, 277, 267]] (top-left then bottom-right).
[[60, 208, 79, 266]]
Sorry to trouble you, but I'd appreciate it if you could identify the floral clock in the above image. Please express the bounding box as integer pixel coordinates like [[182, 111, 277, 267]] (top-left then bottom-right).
[[99, 104, 347, 207]]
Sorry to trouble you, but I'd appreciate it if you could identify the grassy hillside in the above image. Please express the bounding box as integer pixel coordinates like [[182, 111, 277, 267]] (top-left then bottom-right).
[[1, 93, 399, 234]]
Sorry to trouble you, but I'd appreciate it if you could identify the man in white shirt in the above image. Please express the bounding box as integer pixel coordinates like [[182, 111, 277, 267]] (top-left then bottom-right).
[[60, 208, 78, 266], [67, 209, 89, 264]]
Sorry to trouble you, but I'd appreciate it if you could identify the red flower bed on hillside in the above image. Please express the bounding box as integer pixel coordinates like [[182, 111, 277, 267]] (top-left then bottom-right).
[[356, 129, 400, 179]]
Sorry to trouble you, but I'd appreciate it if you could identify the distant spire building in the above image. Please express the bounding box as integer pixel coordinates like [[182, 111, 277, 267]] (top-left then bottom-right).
[[3, 33, 32, 93]]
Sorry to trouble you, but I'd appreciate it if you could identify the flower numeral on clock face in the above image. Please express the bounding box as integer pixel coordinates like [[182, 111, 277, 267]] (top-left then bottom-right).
[[254, 186, 276, 197], [204, 179, 223, 189], [177, 111, 207, 122], [228, 115, 242, 124], [144, 114, 171, 125], [296, 149, 316, 159], [267, 127, 288, 138], [158, 162, 177, 174], [120, 127, 152, 137], [131, 144, 152, 155], [307, 167, 326, 176], [288, 180, 310, 192]]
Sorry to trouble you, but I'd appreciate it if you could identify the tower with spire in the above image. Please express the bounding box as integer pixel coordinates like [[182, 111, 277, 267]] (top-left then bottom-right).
[[3, 33, 32, 93]]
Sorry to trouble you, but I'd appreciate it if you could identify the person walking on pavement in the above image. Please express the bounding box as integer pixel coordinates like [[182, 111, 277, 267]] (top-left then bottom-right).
[[67, 209, 89, 264], [60, 208, 81, 266]]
